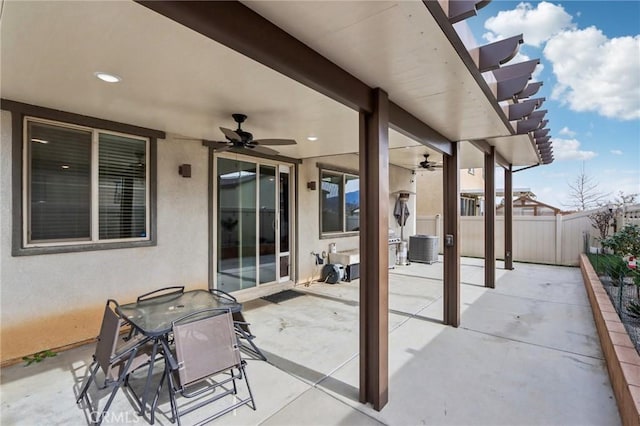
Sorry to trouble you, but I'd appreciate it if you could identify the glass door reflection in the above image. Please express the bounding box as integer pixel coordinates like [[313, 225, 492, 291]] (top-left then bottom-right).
[[217, 158, 257, 292], [258, 165, 276, 284]]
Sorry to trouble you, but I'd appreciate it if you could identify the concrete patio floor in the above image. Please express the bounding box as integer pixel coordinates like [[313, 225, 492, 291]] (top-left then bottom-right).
[[1, 258, 621, 425]]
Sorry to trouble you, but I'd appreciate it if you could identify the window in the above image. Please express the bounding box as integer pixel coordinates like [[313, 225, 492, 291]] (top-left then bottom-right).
[[320, 169, 359, 236], [460, 197, 477, 216], [24, 118, 150, 247]]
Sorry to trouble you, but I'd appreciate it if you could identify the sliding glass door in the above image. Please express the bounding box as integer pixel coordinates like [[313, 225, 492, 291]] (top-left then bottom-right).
[[216, 155, 292, 293]]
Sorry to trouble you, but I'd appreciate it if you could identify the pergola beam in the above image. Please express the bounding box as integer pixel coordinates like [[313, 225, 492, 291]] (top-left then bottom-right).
[[389, 103, 453, 156], [470, 34, 523, 73], [469, 139, 509, 169]]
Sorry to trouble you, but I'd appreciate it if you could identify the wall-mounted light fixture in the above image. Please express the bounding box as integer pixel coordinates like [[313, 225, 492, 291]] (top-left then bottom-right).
[[307, 181, 316, 190], [178, 164, 192, 178]]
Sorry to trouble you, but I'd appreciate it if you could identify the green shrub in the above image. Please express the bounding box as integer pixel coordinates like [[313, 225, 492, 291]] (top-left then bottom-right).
[[588, 253, 626, 276], [602, 224, 640, 257]]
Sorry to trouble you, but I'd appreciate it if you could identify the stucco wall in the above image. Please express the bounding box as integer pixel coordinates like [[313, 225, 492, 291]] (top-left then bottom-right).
[[1, 110, 417, 362], [297, 154, 416, 283], [416, 170, 443, 216], [416, 168, 485, 216], [460, 168, 485, 192], [297, 154, 360, 283], [0, 110, 210, 362]]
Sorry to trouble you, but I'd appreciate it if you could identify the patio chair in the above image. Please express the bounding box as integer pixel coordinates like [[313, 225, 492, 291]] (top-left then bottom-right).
[[76, 299, 155, 425], [154, 308, 256, 425], [210, 288, 267, 361]]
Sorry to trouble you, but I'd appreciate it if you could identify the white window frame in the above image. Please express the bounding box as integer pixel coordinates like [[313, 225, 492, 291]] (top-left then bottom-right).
[[22, 116, 150, 248]]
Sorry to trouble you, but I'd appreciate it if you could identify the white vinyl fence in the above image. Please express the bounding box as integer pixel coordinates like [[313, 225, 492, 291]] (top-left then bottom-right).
[[415, 205, 639, 266]]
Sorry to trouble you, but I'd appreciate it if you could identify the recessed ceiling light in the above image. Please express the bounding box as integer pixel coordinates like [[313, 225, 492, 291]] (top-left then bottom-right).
[[61, 165, 70, 170], [31, 138, 49, 144], [94, 72, 122, 83], [307, 136, 318, 141]]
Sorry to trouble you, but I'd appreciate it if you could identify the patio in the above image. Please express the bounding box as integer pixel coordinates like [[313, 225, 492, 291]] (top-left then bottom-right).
[[1, 258, 620, 425]]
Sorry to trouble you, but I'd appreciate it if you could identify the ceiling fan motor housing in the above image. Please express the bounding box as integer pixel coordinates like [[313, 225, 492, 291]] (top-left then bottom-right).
[[232, 113, 247, 124]]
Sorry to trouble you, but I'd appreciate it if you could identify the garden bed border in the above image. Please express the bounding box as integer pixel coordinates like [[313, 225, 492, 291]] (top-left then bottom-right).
[[580, 253, 640, 426]]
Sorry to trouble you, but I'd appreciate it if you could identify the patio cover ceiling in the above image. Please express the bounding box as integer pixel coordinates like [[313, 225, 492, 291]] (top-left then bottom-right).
[[1, 0, 539, 169]]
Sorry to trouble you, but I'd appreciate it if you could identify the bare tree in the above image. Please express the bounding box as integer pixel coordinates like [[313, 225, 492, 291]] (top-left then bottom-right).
[[615, 191, 638, 206], [588, 191, 637, 245], [589, 207, 617, 242], [564, 162, 609, 211]]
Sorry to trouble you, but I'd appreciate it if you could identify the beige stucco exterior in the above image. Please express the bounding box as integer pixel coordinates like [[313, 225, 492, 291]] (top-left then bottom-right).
[[0, 111, 211, 362], [0, 110, 417, 363], [416, 167, 485, 216]]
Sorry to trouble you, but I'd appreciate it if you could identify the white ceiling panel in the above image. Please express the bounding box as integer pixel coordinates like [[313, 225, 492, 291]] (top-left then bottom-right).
[[1, 0, 540, 168], [244, 0, 514, 142]]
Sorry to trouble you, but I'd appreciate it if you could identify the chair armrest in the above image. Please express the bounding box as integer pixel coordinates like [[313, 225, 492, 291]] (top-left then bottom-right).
[[112, 334, 152, 363], [137, 286, 185, 302]]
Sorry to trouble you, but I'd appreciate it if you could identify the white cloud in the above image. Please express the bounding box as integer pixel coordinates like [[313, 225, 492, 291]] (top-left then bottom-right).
[[553, 138, 597, 161], [483, 1, 575, 47], [544, 27, 640, 120], [598, 175, 640, 200], [558, 126, 576, 137], [611, 150, 623, 155]]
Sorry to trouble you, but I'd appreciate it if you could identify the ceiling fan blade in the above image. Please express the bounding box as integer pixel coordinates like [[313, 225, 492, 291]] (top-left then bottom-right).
[[206, 140, 232, 151], [213, 145, 233, 153], [249, 145, 280, 156], [173, 136, 200, 141], [220, 127, 241, 141], [253, 138, 297, 146]]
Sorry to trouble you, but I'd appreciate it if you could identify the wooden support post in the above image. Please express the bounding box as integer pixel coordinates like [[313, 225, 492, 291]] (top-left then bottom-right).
[[359, 88, 389, 411], [484, 147, 496, 288], [443, 143, 460, 327], [504, 165, 514, 270]]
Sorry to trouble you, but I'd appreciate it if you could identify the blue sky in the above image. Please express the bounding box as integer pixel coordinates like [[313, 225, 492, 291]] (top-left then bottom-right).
[[465, 1, 640, 210]]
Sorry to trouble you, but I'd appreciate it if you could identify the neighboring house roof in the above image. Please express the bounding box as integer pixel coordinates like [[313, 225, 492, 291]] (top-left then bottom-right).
[[497, 194, 564, 216], [462, 188, 534, 198]]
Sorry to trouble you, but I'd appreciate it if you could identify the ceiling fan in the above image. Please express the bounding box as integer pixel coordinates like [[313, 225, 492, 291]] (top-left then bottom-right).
[[207, 113, 296, 155], [418, 154, 443, 171]]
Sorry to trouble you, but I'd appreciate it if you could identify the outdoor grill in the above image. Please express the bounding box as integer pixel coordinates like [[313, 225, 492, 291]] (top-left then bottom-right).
[[388, 230, 400, 268]]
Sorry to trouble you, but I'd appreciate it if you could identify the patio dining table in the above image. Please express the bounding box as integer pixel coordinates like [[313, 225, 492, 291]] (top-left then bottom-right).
[[116, 289, 243, 422], [117, 289, 242, 337]]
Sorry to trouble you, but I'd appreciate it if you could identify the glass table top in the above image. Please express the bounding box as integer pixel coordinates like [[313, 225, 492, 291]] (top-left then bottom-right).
[[117, 289, 242, 337]]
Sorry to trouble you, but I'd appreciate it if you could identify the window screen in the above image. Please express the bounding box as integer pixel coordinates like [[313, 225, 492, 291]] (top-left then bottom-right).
[[321, 172, 343, 233], [99, 134, 147, 239], [28, 121, 91, 241]]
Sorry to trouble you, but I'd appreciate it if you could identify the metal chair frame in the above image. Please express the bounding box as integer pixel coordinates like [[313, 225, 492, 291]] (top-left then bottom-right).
[[153, 308, 256, 425], [76, 299, 153, 425], [210, 289, 267, 361]]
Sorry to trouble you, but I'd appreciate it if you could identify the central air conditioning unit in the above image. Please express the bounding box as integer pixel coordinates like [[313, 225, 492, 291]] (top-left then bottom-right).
[[409, 235, 439, 264]]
